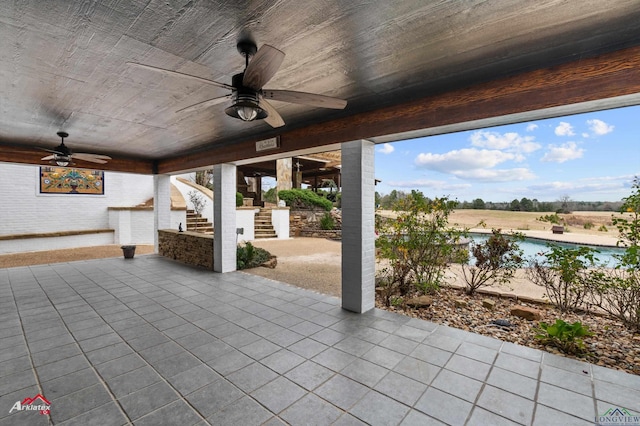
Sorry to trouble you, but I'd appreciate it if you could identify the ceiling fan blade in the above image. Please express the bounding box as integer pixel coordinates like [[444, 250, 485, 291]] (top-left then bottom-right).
[[73, 153, 112, 164], [243, 45, 285, 90], [41, 148, 65, 155], [263, 90, 347, 109], [176, 94, 232, 113], [127, 62, 233, 90], [41, 155, 55, 161], [260, 98, 285, 128]]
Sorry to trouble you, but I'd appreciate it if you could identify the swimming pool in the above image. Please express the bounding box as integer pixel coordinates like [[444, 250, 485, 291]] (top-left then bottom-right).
[[467, 233, 625, 266]]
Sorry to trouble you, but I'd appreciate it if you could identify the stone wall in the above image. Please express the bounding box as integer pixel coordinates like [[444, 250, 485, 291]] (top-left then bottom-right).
[[290, 208, 342, 237], [158, 229, 214, 270]]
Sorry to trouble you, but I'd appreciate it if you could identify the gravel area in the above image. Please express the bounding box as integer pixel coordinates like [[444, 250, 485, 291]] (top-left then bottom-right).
[[377, 288, 640, 376]]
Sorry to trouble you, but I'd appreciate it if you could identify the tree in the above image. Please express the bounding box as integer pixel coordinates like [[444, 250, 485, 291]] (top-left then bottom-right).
[[520, 197, 534, 212], [472, 198, 485, 209], [558, 195, 572, 213], [193, 170, 213, 189], [510, 199, 521, 211]]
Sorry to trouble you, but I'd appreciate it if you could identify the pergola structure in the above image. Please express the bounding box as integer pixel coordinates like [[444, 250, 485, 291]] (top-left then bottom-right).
[[2, 1, 640, 312]]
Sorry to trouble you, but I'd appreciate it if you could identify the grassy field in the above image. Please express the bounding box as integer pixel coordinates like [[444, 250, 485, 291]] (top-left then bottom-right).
[[379, 209, 625, 237]]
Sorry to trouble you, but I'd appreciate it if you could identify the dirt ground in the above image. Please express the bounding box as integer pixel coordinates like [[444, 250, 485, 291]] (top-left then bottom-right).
[[0, 244, 156, 268], [0, 210, 625, 300]]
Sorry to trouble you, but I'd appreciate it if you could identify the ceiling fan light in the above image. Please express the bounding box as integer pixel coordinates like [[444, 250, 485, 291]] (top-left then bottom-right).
[[54, 155, 70, 167], [225, 93, 268, 121]]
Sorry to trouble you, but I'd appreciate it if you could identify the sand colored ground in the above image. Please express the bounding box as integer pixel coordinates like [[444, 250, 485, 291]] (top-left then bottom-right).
[[0, 210, 626, 301]]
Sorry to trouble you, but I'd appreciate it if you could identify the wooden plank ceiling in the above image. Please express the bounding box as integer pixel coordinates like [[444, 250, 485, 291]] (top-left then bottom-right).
[[1, 0, 640, 174]]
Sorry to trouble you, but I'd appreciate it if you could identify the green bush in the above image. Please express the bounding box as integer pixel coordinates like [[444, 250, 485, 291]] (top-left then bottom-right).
[[277, 189, 332, 211], [236, 192, 243, 207], [237, 242, 272, 270], [376, 191, 467, 295], [461, 229, 524, 295], [319, 213, 335, 230], [537, 213, 563, 225], [526, 244, 601, 312], [535, 319, 593, 355], [583, 222, 594, 230], [598, 225, 608, 232]]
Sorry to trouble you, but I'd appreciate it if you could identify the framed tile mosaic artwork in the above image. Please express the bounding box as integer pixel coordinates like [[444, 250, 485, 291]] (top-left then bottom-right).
[[40, 167, 104, 195]]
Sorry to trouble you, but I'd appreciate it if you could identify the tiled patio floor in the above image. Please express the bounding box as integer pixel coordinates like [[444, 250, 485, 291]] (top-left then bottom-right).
[[1, 255, 639, 425]]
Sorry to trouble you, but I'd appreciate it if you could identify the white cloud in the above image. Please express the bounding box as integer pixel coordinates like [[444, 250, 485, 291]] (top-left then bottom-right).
[[582, 132, 589, 138], [386, 179, 471, 191], [377, 143, 394, 154], [415, 148, 516, 172], [554, 122, 575, 136], [540, 142, 584, 163], [453, 168, 536, 182], [526, 123, 538, 132], [469, 130, 540, 155], [587, 119, 614, 136]]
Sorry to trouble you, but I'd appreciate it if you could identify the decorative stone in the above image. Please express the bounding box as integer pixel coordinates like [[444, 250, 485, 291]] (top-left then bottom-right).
[[490, 319, 513, 328], [261, 256, 277, 269], [406, 295, 433, 308], [482, 299, 496, 310], [510, 306, 542, 320], [454, 299, 467, 308]]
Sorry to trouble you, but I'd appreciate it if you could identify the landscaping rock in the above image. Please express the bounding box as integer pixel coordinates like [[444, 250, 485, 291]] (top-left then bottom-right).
[[482, 299, 496, 310], [261, 256, 278, 269], [406, 295, 433, 308], [510, 306, 542, 320], [454, 299, 467, 308]]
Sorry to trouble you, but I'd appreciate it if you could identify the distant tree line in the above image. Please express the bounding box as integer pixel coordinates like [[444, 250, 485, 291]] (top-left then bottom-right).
[[376, 190, 623, 212]]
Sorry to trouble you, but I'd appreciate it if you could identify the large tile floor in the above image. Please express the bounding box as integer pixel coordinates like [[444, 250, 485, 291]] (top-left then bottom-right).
[[1, 255, 639, 425]]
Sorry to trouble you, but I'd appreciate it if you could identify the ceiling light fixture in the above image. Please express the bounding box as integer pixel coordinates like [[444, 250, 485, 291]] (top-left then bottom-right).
[[224, 73, 267, 122]]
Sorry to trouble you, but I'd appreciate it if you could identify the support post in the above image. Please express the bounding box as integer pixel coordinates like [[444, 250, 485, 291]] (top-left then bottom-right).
[[153, 174, 172, 253], [341, 140, 375, 313], [214, 164, 237, 273]]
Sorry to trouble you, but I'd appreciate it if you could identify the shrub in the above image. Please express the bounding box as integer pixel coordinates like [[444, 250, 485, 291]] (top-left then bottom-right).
[[598, 225, 608, 232], [526, 244, 601, 312], [586, 176, 640, 330], [376, 191, 467, 295], [537, 213, 563, 225], [236, 242, 272, 270], [278, 189, 332, 211], [461, 230, 524, 295], [319, 213, 335, 230], [535, 319, 593, 355], [583, 222, 594, 230], [236, 192, 243, 207]]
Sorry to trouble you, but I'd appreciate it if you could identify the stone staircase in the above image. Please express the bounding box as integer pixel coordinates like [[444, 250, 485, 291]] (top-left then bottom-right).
[[254, 208, 277, 239], [186, 209, 213, 234]]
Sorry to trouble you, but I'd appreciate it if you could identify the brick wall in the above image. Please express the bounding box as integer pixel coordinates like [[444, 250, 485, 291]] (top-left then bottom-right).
[[158, 229, 214, 270], [0, 163, 155, 236]]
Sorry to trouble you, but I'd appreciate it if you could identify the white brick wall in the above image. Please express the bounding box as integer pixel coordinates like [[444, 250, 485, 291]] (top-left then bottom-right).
[[0, 164, 155, 236], [214, 164, 237, 273], [341, 140, 376, 313]]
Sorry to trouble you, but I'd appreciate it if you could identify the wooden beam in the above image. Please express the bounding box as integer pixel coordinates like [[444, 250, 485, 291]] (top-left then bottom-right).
[[158, 45, 640, 174], [0, 145, 154, 174]]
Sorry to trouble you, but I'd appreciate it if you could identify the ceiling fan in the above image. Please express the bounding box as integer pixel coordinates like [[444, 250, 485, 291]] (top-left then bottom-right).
[[41, 132, 112, 166], [127, 40, 347, 128]]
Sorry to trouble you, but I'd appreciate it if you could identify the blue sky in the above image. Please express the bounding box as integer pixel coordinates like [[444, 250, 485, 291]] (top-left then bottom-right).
[[374, 105, 640, 202]]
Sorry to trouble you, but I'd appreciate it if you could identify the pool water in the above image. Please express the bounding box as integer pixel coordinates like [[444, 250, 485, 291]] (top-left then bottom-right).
[[468, 233, 625, 266]]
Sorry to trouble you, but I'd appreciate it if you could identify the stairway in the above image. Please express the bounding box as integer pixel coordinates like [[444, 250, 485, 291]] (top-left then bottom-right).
[[254, 208, 277, 239], [186, 209, 213, 234]]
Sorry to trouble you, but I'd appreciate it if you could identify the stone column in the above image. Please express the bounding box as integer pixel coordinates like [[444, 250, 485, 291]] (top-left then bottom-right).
[[276, 158, 292, 201], [213, 164, 237, 273], [153, 174, 172, 253], [341, 140, 375, 313]]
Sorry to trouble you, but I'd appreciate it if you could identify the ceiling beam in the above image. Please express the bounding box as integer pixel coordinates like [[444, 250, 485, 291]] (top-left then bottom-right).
[[158, 45, 640, 174], [0, 145, 155, 174]]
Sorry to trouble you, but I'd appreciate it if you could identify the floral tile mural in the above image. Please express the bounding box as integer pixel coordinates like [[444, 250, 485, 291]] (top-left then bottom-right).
[[40, 167, 104, 195]]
